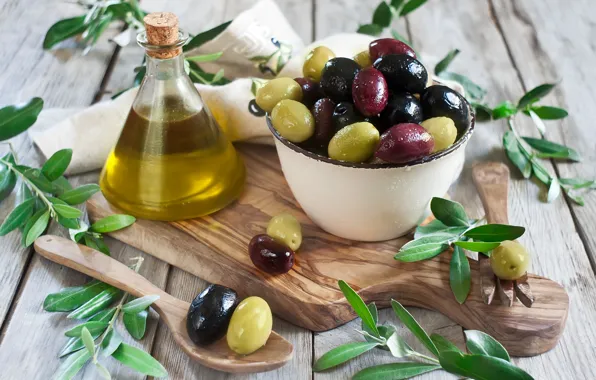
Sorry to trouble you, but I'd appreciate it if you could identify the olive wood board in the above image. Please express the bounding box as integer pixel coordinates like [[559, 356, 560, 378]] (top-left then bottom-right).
[[86, 144, 569, 357]]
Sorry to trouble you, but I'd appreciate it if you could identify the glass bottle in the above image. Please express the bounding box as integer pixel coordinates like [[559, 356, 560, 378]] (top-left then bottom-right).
[[100, 12, 245, 221]]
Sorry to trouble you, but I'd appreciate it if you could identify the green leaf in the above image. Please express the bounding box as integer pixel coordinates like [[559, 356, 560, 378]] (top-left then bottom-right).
[[57, 215, 80, 229], [522, 137, 580, 162], [101, 329, 123, 357], [25, 209, 50, 246], [353, 362, 440, 380], [105, 2, 134, 19], [449, 246, 470, 304], [0, 197, 35, 235], [372, 2, 392, 27], [401, 234, 459, 249], [453, 241, 501, 252], [435, 49, 460, 75], [313, 342, 379, 371], [57, 308, 116, 356], [53, 347, 92, 380], [185, 52, 223, 63], [54, 203, 83, 219], [492, 101, 518, 119], [430, 333, 462, 353], [184, 20, 231, 51], [390, 300, 439, 357], [111, 343, 168, 377], [80, 327, 96, 356], [528, 109, 546, 136], [84, 235, 111, 255], [471, 102, 493, 122], [52, 176, 73, 196], [67, 287, 121, 319], [547, 177, 561, 203], [123, 309, 148, 340], [464, 224, 525, 242], [439, 351, 533, 380], [338, 280, 380, 337], [465, 330, 510, 361], [564, 189, 584, 206], [90, 214, 136, 233], [90, 307, 117, 322], [22, 168, 54, 193], [430, 197, 469, 227], [394, 242, 448, 262], [365, 324, 396, 347], [357, 23, 384, 36], [517, 83, 556, 109], [21, 207, 48, 246], [362, 302, 379, 338], [0, 153, 17, 202], [399, 0, 428, 16], [531, 161, 552, 185], [414, 220, 467, 239], [385, 333, 414, 357], [0, 97, 44, 141], [94, 361, 112, 380], [559, 178, 596, 189], [43, 15, 87, 49], [211, 68, 225, 84], [503, 132, 532, 178], [41, 149, 72, 181], [65, 321, 109, 337], [438, 71, 487, 102], [44, 280, 111, 312], [524, 106, 568, 120]]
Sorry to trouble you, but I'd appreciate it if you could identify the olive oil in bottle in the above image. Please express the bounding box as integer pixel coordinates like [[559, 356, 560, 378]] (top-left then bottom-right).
[[99, 12, 245, 221]]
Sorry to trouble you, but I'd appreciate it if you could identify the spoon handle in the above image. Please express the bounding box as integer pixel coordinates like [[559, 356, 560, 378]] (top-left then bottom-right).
[[472, 162, 510, 224]]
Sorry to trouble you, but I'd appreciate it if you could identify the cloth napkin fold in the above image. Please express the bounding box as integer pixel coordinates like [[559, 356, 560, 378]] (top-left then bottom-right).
[[29, 0, 459, 175]]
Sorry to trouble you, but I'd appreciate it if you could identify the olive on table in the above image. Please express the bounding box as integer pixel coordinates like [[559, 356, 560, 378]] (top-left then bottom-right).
[[352, 67, 389, 117], [332, 102, 363, 130], [375, 123, 434, 163], [303, 46, 336, 82], [420, 85, 470, 131], [353, 50, 372, 68], [369, 38, 416, 61], [186, 284, 239, 346], [420, 117, 457, 152], [271, 99, 315, 143], [294, 77, 321, 108], [267, 213, 302, 251], [255, 77, 302, 113], [311, 98, 337, 148], [320, 57, 361, 102], [249, 234, 295, 274], [328, 122, 380, 163], [379, 92, 423, 132], [227, 296, 273, 355], [373, 54, 427, 94], [490, 240, 531, 280]]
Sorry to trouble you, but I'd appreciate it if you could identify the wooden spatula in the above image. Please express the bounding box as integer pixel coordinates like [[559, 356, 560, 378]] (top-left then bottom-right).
[[34, 235, 293, 373]]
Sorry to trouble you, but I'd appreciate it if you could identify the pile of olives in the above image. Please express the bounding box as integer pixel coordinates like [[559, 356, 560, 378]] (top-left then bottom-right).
[[186, 285, 273, 355], [249, 213, 302, 274], [256, 38, 471, 164]]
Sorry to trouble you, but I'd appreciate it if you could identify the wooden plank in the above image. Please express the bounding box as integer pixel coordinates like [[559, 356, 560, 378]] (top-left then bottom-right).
[[406, 0, 596, 378]]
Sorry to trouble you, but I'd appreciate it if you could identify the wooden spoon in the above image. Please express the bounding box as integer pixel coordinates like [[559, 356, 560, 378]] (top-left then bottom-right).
[[34, 235, 293, 373]]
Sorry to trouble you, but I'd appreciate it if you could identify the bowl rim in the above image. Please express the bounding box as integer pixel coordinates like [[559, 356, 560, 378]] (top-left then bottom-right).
[[266, 102, 476, 170]]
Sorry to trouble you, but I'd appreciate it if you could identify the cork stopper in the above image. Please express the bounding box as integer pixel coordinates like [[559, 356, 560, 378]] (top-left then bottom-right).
[[143, 12, 181, 59]]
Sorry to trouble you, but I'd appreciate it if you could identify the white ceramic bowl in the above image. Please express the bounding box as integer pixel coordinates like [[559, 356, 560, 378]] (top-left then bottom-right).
[[267, 110, 475, 242]]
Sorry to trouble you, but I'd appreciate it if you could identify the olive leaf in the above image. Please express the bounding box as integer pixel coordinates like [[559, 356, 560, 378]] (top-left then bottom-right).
[[22, 168, 54, 193], [123, 309, 148, 340], [0, 153, 17, 202], [44, 280, 110, 312], [439, 352, 533, 380], [385, 332, 414, 358], [430, 197, 469, 227], [25, 209, 50, 246], [184, 20, 232, 51], [67, 287, 121, 319], [59, 309, 115, 357], [522, 137, 580, 162], [372, 1, 392, 27], [0, 197, 35, 235], [437, 71, 487, 102], [492, 101, 518, 120], [449, 246, 470, 304], [394, 242, 449, 262], [547, 177, 561, 203], [464, 330, 510, 362], [43, 16, 87, 49], [52, 176, 73, 196], [65, 321, 109, 337], [0, 97, 44, 141], [463, 224, 525, 242], [111, 343, 168, 377], [527, 109, 546, 136], [358, 23, 385, 36], [503, 131, 532, 178], [523, 106, 568, 120], [430, 333, 463, 354], [94, 362, 112, 380], [338, 280, 380, 337], [21, 207, 48, 246], [121, 294, 159, 314], [313, 342, 379, 371], [80, 326, 96, 356], [399, 0, 428, 16], [453, 241, 500, 252], [435, 49, 460, 75], [390, 300, 439, 357], [353, 362, 441, 380], [90, 214, 136, 233], [41, 149, 72, 181], [517, 83, 557, 109], [185, 52, 224, 63], [101, 329, 123, 357], [53, 347, 92, 380], [54, 203, 83, 219]]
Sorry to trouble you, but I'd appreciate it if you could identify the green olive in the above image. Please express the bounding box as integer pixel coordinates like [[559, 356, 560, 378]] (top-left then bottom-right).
[[226, 296, 272, 355], [420, 117, 457, 152], [353, 50, 372, 68], [489, 240, 531, 280], [271, 99, 315, 143], [303, 46, 336, 82], [256, 77, 303, 113], [267, 213, 302, 251], [328, 122, 380, 163]]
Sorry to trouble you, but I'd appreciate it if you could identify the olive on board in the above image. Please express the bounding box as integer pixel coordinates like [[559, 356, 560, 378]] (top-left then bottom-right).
[[186, 284, 239, 346], [490, 240, 531, 280], [249, 234, 295, 274], [353, 50, 372, 68], [294, 77, 321, 108], [271, 99, 315, 143], [375, 123, 434, 163], [227, 296, 273, 355], [352, 67, 389, 117], [369, 38, 416, 61], [320, 57, 361, 102], [332, 102, 363, 130], [373, 54, 428, 94], [255, 77, 302, 113], [420, 117, 457, 152], [303, 46, 336, 82], [420, 85, 470, 131], [311, 98, 337, 148], [379, 92, 423, 132], [267, 213, 302, 251], [328, 122, 380, 163]]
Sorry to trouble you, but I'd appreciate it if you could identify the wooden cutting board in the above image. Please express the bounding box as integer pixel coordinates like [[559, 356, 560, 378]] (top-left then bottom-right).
[[87, 144, 568, 357]]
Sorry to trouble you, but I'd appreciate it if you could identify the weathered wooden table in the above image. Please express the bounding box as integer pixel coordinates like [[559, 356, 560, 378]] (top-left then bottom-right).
[[1, 0, 595, 378]]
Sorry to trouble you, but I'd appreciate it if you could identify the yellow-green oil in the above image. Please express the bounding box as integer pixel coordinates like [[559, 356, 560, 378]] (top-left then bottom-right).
[[99, 98, 245, 221]]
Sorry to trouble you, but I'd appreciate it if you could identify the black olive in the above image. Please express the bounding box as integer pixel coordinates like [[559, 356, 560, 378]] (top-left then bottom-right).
[[373, 54, 427, 94], [186, 284, 239, 346], [320, 57, 360, 102], [420, 85, 470, 131], [379, 92, 423, 133], [332, 102, 363, 130]]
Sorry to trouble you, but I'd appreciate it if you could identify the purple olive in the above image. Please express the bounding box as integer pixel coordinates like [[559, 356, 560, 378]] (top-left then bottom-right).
[[311, 98, 337, 148], [352, 67, 388, 117], [294, 77, 321, 108], [373, 54, 427, 94], [369, 38, 416, 61], [375, 123, 434, 163], [249, 234, 295, 274]]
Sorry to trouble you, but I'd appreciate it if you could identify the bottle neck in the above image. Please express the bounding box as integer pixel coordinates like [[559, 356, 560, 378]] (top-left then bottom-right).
[[145, 53, 185, 80]]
